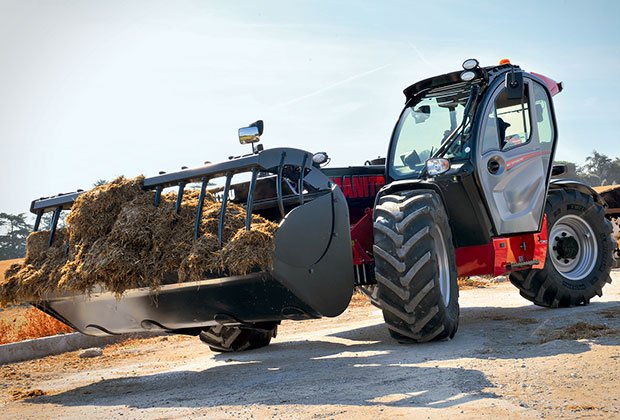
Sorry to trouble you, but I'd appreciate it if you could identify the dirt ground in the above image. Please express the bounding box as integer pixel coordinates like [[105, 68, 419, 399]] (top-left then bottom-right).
[[1, 271, 619, 419]]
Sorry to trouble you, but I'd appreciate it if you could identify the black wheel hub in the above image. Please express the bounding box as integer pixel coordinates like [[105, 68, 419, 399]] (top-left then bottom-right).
[[554, 235, 579, 260]]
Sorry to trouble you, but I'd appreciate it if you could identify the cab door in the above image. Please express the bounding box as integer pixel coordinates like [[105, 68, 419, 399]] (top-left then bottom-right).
[[475, 77, 557, 235]]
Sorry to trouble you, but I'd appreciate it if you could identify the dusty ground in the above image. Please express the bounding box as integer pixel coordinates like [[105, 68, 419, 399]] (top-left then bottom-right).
[[1, 272, 619, 419]]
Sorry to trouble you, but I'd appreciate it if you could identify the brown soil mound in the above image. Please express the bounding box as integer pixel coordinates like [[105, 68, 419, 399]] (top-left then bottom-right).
[[0, 176, 278, 306]]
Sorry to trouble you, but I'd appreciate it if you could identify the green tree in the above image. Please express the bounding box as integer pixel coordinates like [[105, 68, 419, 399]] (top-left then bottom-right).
[[553, 160, 578, 179], [577, 150, 620, 186], [40, 211, 67, 230], [0, 213, 32, 259], [611, 157, 620, 184]]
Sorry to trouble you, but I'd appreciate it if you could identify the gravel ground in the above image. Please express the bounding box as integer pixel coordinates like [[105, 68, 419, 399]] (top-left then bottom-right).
[[1, 271, 620, 419]]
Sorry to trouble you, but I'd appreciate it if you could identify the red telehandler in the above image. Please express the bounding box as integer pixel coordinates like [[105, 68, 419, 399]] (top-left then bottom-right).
[[29, 59, 615, 352]]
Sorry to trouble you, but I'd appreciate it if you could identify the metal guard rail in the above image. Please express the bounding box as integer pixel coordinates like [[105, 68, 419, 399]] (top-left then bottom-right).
[[29, 148, 333, 249]]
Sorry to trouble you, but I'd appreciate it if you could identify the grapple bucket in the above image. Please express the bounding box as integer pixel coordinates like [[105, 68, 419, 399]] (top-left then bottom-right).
[[30, 148, 354, 336]]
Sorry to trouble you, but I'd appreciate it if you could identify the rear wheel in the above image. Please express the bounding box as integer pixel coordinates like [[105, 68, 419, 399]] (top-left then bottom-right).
[[373, 190, 459, 343], [199, 322, 278, 353], [510, 189, 614, 307]]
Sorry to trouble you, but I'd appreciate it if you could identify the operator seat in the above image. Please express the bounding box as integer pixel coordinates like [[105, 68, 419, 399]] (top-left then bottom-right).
[[497, 117, 511, 149]]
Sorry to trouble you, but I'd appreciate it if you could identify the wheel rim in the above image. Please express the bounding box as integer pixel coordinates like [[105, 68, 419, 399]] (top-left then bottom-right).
[[549, 214, 598, 281], [432, 226, 451, 306]]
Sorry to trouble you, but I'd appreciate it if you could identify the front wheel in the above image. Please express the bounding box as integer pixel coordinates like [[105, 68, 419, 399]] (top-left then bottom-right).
[[373, 190, 459, 343], [199, 323, 278, 353], [510, 189, 614, 307]]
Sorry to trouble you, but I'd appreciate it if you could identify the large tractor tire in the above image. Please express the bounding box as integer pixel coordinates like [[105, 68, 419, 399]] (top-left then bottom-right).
[[510, 189, 614, 307], [199, 322, 278, 353], [373, 190, 459, 343]]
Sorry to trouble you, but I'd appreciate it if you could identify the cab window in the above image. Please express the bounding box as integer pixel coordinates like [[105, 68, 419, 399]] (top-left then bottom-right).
[[480, 84, 532, 153], [533, 83, 554, 150]]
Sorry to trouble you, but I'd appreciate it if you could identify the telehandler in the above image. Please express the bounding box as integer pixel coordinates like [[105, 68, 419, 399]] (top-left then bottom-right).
[[29, 59, 615, 352]]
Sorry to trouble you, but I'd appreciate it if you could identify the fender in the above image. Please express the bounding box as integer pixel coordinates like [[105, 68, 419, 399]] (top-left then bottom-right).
[[373, 179, 448, 217], [374, 170, 496, 249], [549, 179, 607, 208]]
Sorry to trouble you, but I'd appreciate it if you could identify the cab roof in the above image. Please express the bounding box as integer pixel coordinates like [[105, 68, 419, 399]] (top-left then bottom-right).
[[403, 63, 562, 101]]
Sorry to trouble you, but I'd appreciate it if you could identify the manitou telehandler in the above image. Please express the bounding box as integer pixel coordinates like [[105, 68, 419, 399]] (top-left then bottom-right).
[[29, 59, 615, 352]]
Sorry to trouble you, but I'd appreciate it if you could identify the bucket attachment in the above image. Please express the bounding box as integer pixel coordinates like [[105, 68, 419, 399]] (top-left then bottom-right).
[[30, 148, 354, 336]]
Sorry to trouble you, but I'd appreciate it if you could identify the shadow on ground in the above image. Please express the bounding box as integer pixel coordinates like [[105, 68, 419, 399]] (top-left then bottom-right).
[[31, 338, 498, 409], [29, 301, 620, 410], [333, 301, 620, 358]]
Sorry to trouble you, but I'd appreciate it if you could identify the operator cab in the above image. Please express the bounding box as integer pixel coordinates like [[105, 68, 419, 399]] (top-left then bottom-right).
[[385, 59, 562, 246]]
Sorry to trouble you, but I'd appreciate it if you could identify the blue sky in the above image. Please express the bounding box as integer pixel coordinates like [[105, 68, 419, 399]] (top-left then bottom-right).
[[1, 0, 619, 215]]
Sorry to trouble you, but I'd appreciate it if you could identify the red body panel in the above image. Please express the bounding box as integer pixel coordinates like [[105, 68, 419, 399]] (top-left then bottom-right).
[[351, 206, 549, 278], [330, 175, 385, 201], [456, 214, 548, 277], [350, 209, 374, 265]]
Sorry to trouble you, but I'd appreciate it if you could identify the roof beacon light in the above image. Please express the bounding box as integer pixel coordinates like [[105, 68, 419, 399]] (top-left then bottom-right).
[[499, 58, 511, 65], [462, 58, 479, 70]]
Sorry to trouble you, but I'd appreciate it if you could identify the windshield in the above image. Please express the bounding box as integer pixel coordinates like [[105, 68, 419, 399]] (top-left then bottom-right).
[[389, 83, 476, 179]]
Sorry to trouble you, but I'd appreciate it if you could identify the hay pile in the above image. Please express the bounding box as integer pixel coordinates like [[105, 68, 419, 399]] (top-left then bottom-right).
[[612, 217, 620, 242], [0, 176, 278, 306]]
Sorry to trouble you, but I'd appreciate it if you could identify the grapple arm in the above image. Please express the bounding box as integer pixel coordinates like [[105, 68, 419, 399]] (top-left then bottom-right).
[[30, 148, 354, 336]]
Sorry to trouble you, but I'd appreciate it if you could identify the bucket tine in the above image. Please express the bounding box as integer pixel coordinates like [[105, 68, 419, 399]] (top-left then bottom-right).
[[48, 206, 62, 247], [194, 176, 208, 239], [245, 168, 258, 231], [276, 152, 286, 219], [33, 210, 43, 232], [218, 173, 233, 247], [175, 181, 186, 214], [154, 186, 163, 207]]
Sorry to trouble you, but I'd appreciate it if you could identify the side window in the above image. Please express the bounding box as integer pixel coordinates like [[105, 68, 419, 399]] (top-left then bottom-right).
[[495, 86, 531, 150], [533, 83, 554, 151], [480, 84, 532, 153]]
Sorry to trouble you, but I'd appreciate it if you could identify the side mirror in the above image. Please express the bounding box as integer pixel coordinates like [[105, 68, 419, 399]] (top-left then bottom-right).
[[401, 150, 421, 168], [251, 120, 264, 136], [238, 120, 264, 144], [551, 164, 567, 177], [535, 103, 544, 123], [413, 105, 431, 124], [505, 71, 524, 100]]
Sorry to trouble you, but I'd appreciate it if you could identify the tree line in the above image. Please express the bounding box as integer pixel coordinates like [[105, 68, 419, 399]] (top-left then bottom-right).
[[0, 212, 67, 260], [555, 150, 620, 186]]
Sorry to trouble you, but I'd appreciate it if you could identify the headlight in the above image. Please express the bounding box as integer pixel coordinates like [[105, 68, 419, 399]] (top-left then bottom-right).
[[460, 70, 476, 82], [426, 158, 450, 176], [312, 151, 330, 166], [462, 58, 479, 70]]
